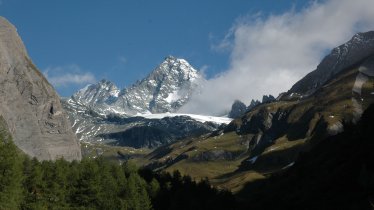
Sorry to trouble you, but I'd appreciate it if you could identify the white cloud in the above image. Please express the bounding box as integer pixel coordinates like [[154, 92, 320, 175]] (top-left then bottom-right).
[[199, 65, 210, 76], [43, 64, 96, 87], [181, 0, 374, 116]]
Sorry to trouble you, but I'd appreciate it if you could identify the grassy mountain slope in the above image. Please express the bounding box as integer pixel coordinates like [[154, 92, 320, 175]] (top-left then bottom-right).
[[236, 103, 374, 210]]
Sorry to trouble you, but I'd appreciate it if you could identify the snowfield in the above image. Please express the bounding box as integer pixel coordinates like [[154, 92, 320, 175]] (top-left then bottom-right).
[[137, 113, 233, 124]]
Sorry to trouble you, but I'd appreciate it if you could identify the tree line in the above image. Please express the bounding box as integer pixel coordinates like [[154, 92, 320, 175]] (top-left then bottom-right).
[[0, 136, 235, 210]]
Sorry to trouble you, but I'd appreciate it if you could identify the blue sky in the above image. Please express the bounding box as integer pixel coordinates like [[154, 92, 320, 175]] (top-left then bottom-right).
[[0, 0, 309, 96]]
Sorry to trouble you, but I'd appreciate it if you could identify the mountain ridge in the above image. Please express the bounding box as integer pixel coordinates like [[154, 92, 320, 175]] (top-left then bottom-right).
[[71, 56, 203, 116], [287, 31, 374, 98]]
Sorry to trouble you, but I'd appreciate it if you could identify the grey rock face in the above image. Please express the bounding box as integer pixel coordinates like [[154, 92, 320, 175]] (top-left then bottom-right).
[[262, 95, 275, 103], [247, 99, 261, 112], [289, 31, 374, 96], [228, 95, 276, 119], [72, 79, 120, 110], [228, 100, 247, 118], [0, 17, 81, 161], [72, 56, 203, 116]]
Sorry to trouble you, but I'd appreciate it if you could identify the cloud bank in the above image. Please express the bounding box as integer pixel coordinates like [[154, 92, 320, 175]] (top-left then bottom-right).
[[180, 0, 374, 116], [43, 64, 96, 88]]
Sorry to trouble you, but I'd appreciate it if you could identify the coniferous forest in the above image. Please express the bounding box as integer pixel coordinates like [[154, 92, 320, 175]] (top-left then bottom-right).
[[0, 135, 235, 210]]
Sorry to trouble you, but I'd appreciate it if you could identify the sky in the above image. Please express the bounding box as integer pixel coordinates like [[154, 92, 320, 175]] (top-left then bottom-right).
[[0, 0, 307, 94], [1, 0, 374, 115]]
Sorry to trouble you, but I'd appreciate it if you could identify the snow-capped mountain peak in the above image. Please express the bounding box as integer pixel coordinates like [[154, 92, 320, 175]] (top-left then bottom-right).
[[68, 56, 204, 116], [114, 56, 203, 114], [146, 56, 200, 83]]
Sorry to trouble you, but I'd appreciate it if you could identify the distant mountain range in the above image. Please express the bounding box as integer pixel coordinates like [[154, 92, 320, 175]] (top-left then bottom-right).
[[63, 31, 374, 154], [62, 56, 231, 147]]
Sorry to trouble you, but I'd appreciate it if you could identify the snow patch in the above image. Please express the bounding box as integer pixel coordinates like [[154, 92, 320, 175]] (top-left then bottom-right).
[[110, 89, 120, 97], [282, 162, 295, 169], [247, 156, 258, 164], [165, 90, 181, 103]]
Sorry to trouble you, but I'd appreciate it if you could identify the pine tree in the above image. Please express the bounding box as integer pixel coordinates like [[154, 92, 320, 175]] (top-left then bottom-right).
[[22, 157, 47, 209], [0, 136, 23, 209], [72, 158, 101, 208]]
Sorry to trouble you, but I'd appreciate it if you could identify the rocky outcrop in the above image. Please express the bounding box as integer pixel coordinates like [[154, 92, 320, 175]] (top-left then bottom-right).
[[261, 95, 275, 103], [0, 17, 81, 161], [228, 100, 247, 119], [228, 96, 275, 119], [247, 99, 261, 112]]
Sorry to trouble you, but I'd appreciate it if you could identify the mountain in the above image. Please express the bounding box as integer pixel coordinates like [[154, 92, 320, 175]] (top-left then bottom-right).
[[0, 17, 81, 160], [226, 31, 374, 171], [72, 79, 120, 112], [71, 56, 203, 116], [62, 56, 230, 147], [261, 95, 275, 103], [246, 99, 261, 112], [228, 100, 247, 118], [287, 31, 374, 98], [228, 95, 276, 119], [63, 94, 226, 147], [114, 31, 374, 191], [236, 104, 374, 210]]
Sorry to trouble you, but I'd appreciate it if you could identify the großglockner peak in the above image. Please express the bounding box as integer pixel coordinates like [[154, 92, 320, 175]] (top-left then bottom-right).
[[68, 56, 204, 116], [288, 31, 374, 97]]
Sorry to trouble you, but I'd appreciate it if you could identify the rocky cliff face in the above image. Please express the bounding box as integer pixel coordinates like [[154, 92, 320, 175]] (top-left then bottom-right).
[[0, 17, 81, 161], [228, 100, 247, 119]]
